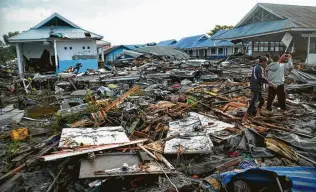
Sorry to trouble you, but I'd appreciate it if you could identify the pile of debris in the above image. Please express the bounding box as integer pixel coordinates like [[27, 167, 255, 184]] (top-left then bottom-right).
[[0, 54, 316, 192]]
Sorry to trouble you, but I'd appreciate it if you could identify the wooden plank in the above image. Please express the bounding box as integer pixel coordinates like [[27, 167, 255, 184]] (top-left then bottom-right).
[[40, 139, 147, 161]]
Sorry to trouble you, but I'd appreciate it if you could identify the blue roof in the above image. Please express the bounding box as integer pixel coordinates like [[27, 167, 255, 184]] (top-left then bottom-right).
[[124, 44, 144, 50], [214, 19, 296, 40], [210, 30, 230, 39], [157, 39, 177, 46], [8, 13, 103, 42], [190, 30, 234, 48], [9, 26, 103, 42], [174, 34, 208, 49]]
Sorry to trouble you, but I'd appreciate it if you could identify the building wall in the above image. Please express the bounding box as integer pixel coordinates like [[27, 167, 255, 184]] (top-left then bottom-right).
[[227, 47, 233, 55], [105, 47, 129, 62], [56, 40, 98, 73], [22, 42, 55, 59], [246, 32, 308, 59]]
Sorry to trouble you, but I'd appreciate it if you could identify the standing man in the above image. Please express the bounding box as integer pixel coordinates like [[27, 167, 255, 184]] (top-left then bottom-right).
[[266, 54, 293, 112], [242, 56, 276, 122]]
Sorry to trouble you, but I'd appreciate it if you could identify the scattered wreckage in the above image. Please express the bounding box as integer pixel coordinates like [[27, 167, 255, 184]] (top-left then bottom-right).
[[0, 52, 316, 192]]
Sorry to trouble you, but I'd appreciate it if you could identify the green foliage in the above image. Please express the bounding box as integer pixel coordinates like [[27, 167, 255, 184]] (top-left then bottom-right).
[[7, 141, 20, 155], [207, 25, 234, 36], [0, 31, 19, 64], [3, 31, 19, 44]]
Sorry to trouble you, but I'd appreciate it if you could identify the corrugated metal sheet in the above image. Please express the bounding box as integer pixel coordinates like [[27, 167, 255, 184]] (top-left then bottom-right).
[[210, 30, 230, 39], [214, 19, 295, 40], [221, 166, 316, 192], [261, 3, 316, 28], [191, 39, 233, 48], [135, 46, 189, 60], [174, 34, 207, 49], [157, 39, 177, 46], [9, 26, 102, 41], [124, 44, 143, 50]]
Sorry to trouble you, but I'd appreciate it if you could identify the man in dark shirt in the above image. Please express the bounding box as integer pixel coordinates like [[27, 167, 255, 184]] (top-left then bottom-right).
[[242, 56, 276, 122]]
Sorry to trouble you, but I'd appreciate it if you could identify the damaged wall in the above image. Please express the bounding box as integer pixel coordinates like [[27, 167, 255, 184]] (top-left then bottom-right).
[[56, 40, 98, 73], [22, 42, 55, 59]]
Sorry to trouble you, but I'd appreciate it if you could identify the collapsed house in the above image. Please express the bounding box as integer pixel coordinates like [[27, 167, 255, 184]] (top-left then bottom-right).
[[8, 13, 108, 74], [213, 3, 316, 64]]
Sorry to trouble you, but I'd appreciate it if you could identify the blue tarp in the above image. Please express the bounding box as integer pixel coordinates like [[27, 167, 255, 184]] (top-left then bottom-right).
[[221, 166, 316, 192]]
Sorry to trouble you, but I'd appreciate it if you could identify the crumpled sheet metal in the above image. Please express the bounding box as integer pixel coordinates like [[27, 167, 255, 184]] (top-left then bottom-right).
[[164, 112, 235, 154], [265, 137, 298, 162], [58, 126, 130, 148]]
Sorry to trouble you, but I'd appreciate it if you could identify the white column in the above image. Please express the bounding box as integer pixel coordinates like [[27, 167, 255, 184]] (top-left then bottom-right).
[[16, 43, 23, 75], [307, 34, 310, 64], [101, 47, 104, 62], [54, 40, 58, 71]]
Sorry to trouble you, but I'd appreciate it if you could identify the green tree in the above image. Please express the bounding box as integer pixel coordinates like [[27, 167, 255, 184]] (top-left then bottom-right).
[[3, 31, 19, 44], [208, 25, 234, 36], [0, 31, 19, 64]]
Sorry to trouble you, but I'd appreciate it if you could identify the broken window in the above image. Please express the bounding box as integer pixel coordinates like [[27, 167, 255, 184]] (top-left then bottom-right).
[[84, 32, 91, 37], [235, 47, 239, 53], [211, 48, 216, 54], [310, 37, 316, 54], [218, 48, 223, 55]]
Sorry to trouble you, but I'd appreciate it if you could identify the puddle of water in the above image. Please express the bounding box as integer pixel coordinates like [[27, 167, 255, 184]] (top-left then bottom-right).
[[26, 105, 59, 119], [26, 98, 60, 119]]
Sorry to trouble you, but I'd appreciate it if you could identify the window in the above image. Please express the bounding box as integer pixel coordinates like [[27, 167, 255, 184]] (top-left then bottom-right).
[[310, 37, 316, 53], [270, 42, 275, 51], [275, 42, 280, 51], [259, 42, 264, 51], [254, 42, 259, 52], [87, 46, 90, 49], [64, 47, 67, 50], [280, 42, 285, 52], [263, 42, 269, 51], [218, 48, 223, 55], [69, 47, 72, 50], [83, 46, 85, 49], [211, 48, 216, 54]]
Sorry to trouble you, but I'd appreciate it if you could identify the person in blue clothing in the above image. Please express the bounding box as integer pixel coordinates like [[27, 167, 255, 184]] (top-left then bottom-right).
[[242, 56, 277, 122]]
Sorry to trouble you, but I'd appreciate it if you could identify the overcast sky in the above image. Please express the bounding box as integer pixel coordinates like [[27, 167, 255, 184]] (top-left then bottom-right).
[[1, 0, 316, 45]]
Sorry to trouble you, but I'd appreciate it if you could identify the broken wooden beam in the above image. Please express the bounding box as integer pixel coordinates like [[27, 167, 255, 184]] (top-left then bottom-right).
[[40, 139, 147, 161]]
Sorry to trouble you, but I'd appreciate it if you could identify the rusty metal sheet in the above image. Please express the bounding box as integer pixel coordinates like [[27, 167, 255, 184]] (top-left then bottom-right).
[[58, 126, 130, 148]]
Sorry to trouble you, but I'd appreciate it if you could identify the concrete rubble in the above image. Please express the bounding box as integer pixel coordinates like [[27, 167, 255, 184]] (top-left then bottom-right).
[[0, 52, 316, 192]]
